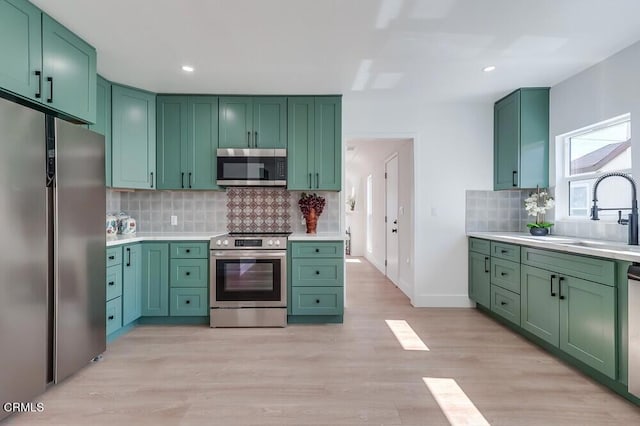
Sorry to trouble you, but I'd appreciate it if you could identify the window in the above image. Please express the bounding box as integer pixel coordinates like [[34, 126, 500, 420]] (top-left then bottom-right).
[[558, 114, 631, 219]]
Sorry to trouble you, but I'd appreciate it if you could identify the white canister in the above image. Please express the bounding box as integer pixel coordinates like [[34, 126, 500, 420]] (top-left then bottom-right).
[[106, 214, 118, 235], [121, 217, 137, 234]]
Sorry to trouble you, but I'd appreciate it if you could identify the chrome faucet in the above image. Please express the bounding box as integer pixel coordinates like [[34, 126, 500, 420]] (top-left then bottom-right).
[[591, 172, 639, 245]]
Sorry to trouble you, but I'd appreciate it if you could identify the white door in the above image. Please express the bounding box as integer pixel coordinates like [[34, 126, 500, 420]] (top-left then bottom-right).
[[385, 154, 399, 285]]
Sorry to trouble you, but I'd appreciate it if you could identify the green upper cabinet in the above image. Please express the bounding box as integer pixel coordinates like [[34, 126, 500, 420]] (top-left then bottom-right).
[[41, 14, 96, 123], [219, 96, 286, 149], [494, 88, 549, 190], [156, 95, 219, 190], [0, 1, 96, 123], [157, 95, 188, 189], [287, 96, 342, 191], [112, 84, 156, 189], [0, 0, 42, 103], [89, 76, 112, 186]]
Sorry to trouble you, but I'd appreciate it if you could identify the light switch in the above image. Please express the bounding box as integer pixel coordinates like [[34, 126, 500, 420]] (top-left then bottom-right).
[[171, 215, 178, 226]]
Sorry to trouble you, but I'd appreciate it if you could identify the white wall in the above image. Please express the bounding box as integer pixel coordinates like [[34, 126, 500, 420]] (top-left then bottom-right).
[[344, 99, 494, 307], [550, 41, 640, 240]]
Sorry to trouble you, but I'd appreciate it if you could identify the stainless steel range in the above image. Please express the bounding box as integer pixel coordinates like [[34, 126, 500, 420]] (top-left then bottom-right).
[[210, 233, 289, 327]]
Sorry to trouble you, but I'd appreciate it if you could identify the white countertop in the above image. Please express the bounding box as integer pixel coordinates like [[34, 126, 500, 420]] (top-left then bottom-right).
[[468, 231, 640, 262], [106, 232, 226, 247], [288, 233, 347, 241]]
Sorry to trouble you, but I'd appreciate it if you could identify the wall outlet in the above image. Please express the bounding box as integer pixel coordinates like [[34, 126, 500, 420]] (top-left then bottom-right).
[[170, 215, 178, 226]]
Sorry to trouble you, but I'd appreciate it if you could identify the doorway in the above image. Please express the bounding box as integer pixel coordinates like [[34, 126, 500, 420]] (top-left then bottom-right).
[[344, 137, 414, 300]]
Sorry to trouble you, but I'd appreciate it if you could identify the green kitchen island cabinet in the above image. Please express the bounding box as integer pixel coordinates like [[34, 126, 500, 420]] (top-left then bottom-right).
[[156, 95, 219, 190], [89, 75, 112, 186], [493, 88, 549, 190], [141, 243, 169, 316], [218, 96, 286, 149], [287, 96, 342, 191], [0, 0, 97, 123], [111, 84, 156, 189], [288, 240, 344, 323]]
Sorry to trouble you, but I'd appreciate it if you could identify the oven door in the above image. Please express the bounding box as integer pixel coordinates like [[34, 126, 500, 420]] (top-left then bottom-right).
[[211, 250, 287, 308]]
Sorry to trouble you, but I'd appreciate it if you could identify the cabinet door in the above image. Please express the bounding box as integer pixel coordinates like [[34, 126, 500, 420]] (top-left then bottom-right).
[[122, 244, 142, 325], [156, 96, 188, 189], [314, 96, 341, 190], [141, 243, 169, 316], [89, 76, 112, 186], [494, 90, 520, 190], [188, 96, 219, 189], [0, 0, 42, 102], [112, 85, 156, 189], [469, 251, 490, 307], [42, 14, 96, 123], [253, 96, 286, 149], [287, 97, 314, 190], [559, 276, 616, 378], [519, 89, 549, 188], [219, 96, 253, 148], [521, 265, 559, 346]]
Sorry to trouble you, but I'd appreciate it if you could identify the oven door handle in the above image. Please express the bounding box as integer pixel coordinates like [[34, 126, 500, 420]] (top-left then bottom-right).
[[211, 250, 287, 259]]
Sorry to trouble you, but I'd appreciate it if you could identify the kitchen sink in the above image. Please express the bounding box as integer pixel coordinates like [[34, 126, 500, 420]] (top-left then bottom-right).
[[559, 240, 640, 252]]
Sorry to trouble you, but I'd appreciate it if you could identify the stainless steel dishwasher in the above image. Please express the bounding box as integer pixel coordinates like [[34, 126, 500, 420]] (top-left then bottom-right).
[[628, 264, 640, 397]]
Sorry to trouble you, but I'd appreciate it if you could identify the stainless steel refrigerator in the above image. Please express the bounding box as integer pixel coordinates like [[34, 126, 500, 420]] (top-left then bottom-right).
[[0, 97, 106, 421]]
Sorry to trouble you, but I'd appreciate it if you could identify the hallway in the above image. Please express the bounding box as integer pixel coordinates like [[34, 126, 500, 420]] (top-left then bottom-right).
[[6, 257, 640, 425]]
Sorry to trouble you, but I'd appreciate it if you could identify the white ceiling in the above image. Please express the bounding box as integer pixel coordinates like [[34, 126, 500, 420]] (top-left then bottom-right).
[[31, 0, 640, 103]]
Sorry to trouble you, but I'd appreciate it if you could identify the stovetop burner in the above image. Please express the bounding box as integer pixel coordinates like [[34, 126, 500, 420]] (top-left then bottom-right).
[[227, 232, 292, 237]]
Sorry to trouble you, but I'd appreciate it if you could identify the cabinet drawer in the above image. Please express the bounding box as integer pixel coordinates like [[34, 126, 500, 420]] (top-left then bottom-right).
[[170, 242, 209, 259], [170, 259, 208, 288], [490, 257, 521, 294], [491, 286, 520, 326], [291, 259, 344, 287], [169, 288, 208, 316], [291, 286, 343, 316], [469, 238, 490, 255], [106, 297, 122, 335], [491, 242, 520, 262], [106, 247, 122, 267], [106, 265, 122, 301], [521, 247, 615, 286], [290, 241, 344, 258]]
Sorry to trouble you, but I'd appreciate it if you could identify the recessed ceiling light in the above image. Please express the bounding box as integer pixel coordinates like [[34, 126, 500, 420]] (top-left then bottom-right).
[[483, 65, 496, 72], [182, 65, 194, 72]]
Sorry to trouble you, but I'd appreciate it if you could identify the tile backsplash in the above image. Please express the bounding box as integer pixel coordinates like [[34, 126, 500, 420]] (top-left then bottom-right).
[[109, 189, 340, 234], [465, 190, 530, 232], [466, 188, 628, 242]]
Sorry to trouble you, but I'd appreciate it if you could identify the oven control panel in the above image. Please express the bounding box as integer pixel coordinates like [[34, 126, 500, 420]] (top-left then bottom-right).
[[212, 235, 287, 250]]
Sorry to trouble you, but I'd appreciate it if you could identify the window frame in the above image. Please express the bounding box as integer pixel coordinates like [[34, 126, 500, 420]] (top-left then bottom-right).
[[555, 113, 631, 222]]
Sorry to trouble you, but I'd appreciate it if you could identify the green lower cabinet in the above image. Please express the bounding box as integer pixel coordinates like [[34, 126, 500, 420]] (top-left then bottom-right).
[[122, 244, 142, 326], [106, 297, 122, 336], [291, 258, 343, 287], [106, 265, 123, 302], [142, 243, 169, 316], [491, 257, 521, 294], [559, 275, 616, 378], [521, 265, 559, 346], [490, 285, 520, 326], [469, 251, 490, 307], [170, 259, 208, 288], [291, 287, 343, 316], [169, 288, 208, 316]]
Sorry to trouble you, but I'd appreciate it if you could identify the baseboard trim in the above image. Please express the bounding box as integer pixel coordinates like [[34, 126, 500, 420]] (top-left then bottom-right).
[[411, 294, 475, 308]]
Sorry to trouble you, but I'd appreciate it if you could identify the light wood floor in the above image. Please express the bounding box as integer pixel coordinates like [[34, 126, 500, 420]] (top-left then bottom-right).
[[6, 257, 640, 425]]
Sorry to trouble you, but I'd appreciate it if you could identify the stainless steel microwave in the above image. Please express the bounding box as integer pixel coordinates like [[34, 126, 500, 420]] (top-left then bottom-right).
[[216, 148, 287, 186]]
